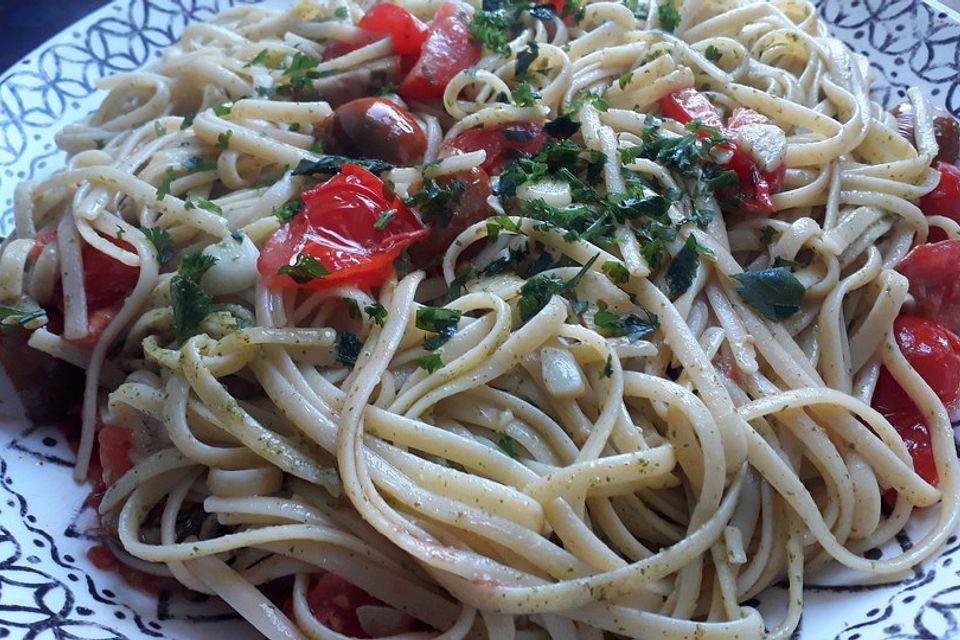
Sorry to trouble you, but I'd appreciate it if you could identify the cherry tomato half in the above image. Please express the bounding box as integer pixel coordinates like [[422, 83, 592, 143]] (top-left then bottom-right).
[[398, 2, 481, 101], [358, 3, 430, 55], [658, 88, 786, 214], [445, 122, 545, 174], [258, 164, 427, 290], [408, 167, 495, 266], [871, 314, 960, 485], [919, 161, 960, 242], [896, 239, 960, 334]]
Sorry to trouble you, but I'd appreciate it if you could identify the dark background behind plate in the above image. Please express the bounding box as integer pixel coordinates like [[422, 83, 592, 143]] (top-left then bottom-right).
[[1, 0, 111, 72]]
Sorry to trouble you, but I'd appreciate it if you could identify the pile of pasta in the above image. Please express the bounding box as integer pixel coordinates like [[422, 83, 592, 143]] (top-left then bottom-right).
[[2, 0, 958, 638]]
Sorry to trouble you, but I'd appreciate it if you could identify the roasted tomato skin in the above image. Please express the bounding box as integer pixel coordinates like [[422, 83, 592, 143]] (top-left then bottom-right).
[[408, 167, 495, 267], [258, 164, 427, 290], [323, 98, 427, 166], [445, 122, 545, 174]]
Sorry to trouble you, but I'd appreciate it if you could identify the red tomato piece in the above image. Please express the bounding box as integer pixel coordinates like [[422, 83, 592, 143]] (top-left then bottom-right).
[[358, 3, 429, 55], [871, 314, 960, 485], [398, 2, 481, 101], [658, 87, 724, 130], [919, 162, 960, 242], [83, 237, 140, 310], [304, 573, 384, 637], [258, 164, 427, 290], [445, 122, 545, 174], [658, 88, 786, 214], [98, 423, 134, 486], [896, 240, 960, 334], [28, 227, 57, 262], [409, 167, 495, 266], [883, 409, 938, 487]]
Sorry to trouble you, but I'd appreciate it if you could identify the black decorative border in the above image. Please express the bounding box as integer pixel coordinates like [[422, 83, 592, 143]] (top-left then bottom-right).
[[0, 0, 958, 637]]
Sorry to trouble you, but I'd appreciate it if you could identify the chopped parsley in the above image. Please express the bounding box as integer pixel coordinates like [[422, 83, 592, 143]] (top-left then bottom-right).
[[496, 436, 516, 457], [180, 112, 196, 129], [277, 253, 330, 283], [657, 0, 681, 31], [283, 52, 325, 88], [185, 199, 223, 214], [618, 71, 633, 90], [704, 45, 723, 62], [733, 267, 805, 321], [665, 235, 713, 298], [212, 103, 232, 117], [602, 261, 630, 284], [273, 198, 303, 223], [469, 10, 512, 54], [373, 208, 397, 230], [217, 130, 233, 148], [156, 168, 177, 201], [334, 5, 349, 19], [143, 227, 176, 264], [336, 332, 363, 366], [293, 155, 394, 175], [517, 253, 598, 322], [182, 156, 217, 172], [404, 178, 465, 222], [515, 41, 539, 78], [511, 82, 541, 107], [244, 49, 272, 68], [543, 114, 580, 139], [364, 302, 388, 327], [592, 301, 659, 341], [170, 252, 217, 342], [417, 352, 444, 373], [601, 355, 613, 378], [416, 307, 462, 350]]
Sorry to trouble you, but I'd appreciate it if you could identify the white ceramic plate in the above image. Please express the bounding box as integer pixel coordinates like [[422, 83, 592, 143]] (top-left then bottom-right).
[[1, 1, 960, 638]]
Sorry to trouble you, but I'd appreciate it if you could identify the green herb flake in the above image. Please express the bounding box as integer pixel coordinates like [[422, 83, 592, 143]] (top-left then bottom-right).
[[618, 71, 633, 90], [733, 267, 806, 321], [601, 355, 613, 378], [496, 436, 516, 457], [518, 253, 598, 322], [364, 302, 388, 327], [182, 156, 217, 172], [657, 0, 681, 31], [592, 302, 659, 341], [337, 332, 363, 366], [156, 168, 177, 201], [417, 352, 444, 373], [217, 130, 233, 148], [704, 44, 722, 62], [469, 10, 511, 54], [213, 103, 232, 117], [416, 306, 462, 351], [515, 41, 540, 78], [511, 82, 541, 107], [277, 253, 331, 283], [293, 155, 394, 175], [334, 5, 349, 19], [273, 198, 303, 224], [602, 261, 630, 284], [181, 112, 196, 129], [245, 49, 272, 68], [170, 251, 217, 342], [373, 208, 397, 230], [404, 178, 465, 222], [143, 227, 176, 264]]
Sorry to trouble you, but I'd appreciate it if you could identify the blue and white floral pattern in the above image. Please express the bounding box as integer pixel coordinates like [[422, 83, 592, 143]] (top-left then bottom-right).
[[0, 0, 959, 637]]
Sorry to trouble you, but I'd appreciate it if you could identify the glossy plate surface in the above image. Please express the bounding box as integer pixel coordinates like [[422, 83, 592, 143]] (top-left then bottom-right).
[[0, 0, 959, 637]]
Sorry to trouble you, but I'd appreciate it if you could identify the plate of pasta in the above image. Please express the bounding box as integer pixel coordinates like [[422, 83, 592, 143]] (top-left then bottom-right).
[[2, 0, 960, 638]]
